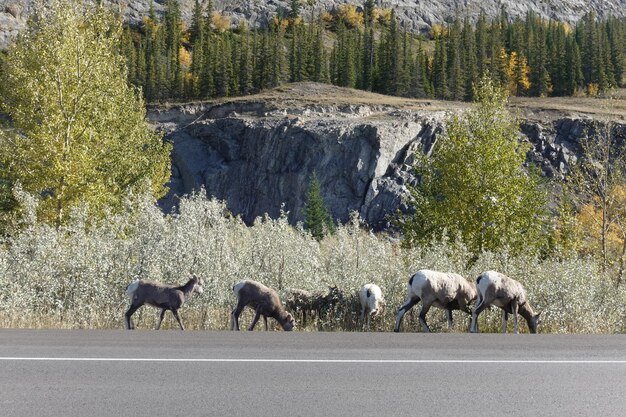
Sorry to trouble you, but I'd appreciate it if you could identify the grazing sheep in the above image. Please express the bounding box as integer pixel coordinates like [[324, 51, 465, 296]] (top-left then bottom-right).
[[231, 280, 295, 331], [285, 285, 345, 327], [470, 271, 541, 334], [125, 275, 204, 330], [394, 269, 477, 333], [359, 284, 385, 330]]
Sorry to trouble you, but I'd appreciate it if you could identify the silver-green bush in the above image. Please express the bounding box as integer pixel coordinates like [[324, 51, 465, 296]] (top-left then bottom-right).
[[1, 192, 625, 333]]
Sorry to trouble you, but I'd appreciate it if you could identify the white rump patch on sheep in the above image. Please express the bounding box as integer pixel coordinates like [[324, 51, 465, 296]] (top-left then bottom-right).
[[126, 279, 140, 299]]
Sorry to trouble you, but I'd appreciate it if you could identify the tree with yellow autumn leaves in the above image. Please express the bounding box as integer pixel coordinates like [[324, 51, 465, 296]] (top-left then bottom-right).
[[0, 0, 171, 228], [566, 118, 626, 282]]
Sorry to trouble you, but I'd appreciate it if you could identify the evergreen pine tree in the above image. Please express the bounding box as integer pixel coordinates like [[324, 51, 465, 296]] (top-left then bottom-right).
[[190, 28, 205, 98], [361, 0, 376, 91], [408, 40, 427, 98], [121, 25, 137, 86], [164, 0, 183, 97], [238, 22, 253, 95], [269, 18, 286, 87], [565, 35, 584, 95], [386, 11, 400, 94], [136, 36, 147, 87], [289, 0, 301, 21], [228, 32, 240, 95], [581, 11, 598, 86], [190, 0, 204, 44], [200, 31, 215, 97], [475, 12, 488, 76], [462, 15, 477, 100], [530, 21, 551, 96], [447, 19, 464, 100], [398, 29, 412, 96], [204, 0, 214, 32], [607, 17, 625, 87], [311, 22, 324, 81], [303, 172, 335, 241], [432, 36, 448, 99]]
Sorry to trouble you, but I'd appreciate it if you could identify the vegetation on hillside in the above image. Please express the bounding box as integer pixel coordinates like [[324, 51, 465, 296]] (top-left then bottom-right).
[[118, 0, 625, 103]]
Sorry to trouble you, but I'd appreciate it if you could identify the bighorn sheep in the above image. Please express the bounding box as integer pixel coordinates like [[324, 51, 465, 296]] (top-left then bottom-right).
[[359, 284, 385, 330], [470, 271, 541, 334], [394, 269, 477, 333], [125, 275, 204, 330], [231, 280, 295, 331], [285, 285, 344, 327]]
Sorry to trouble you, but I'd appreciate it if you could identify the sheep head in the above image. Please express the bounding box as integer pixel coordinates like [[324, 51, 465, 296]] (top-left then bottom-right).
[[528, 311, 541, 334], [191, 275, 204, 295], [281, 312, 295, 331]]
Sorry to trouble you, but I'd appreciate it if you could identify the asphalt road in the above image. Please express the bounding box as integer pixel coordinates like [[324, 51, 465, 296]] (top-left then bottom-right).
[[0, 330, 625, 417]]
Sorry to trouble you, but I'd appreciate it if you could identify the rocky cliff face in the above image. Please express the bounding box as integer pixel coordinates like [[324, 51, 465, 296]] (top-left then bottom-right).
[[155, 103, 441, 228], [150, 83, 625, 229], [2, 0, 626, 48]]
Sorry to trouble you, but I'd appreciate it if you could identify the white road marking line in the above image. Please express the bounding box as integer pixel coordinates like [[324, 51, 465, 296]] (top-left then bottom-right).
[[0, 357, 625, 364]]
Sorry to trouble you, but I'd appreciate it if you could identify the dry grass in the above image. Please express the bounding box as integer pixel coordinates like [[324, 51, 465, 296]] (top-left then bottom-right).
[[155, 82, 626, 123], [211, 82, 468, 112], [510, 93, 626, 121]]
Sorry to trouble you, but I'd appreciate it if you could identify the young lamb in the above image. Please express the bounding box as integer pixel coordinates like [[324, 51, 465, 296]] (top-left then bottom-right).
[[470, 271, 541, 334], [125, 275, 204, 330], [231, 280, 295, 331], [359, 284, 385, 330], [394, 269, 477, 333]]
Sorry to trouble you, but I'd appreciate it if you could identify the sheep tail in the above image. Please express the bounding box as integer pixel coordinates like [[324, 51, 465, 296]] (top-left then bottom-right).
[[126, 279, 140, 300]]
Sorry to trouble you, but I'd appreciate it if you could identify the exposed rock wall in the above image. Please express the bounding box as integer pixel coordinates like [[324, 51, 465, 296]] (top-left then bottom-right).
[[155, 101, 443, 228], [152, 98, 624, 230]]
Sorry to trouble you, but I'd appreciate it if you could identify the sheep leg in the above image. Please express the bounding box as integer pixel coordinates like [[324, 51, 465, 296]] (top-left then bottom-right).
[[501, 309, 509, 334], [172, 309, 185, 330], [394, 297, 420, 332], [231, 304, 245, 331], [125, 304, 140, 330], [446, 309, 453, 329], [263, 315, 268, 331], [418, 303, 432, 333], [156, 308, 167, 330], [470, 300, 488, 333], [248, 309, 262, 331], [511, 302, 520, 334]]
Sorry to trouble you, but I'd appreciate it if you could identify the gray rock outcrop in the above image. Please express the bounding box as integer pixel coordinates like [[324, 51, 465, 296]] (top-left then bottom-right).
[[3, 0, 626, 49], [151, 85, 625, 230], [154, 100, 445, 229]]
